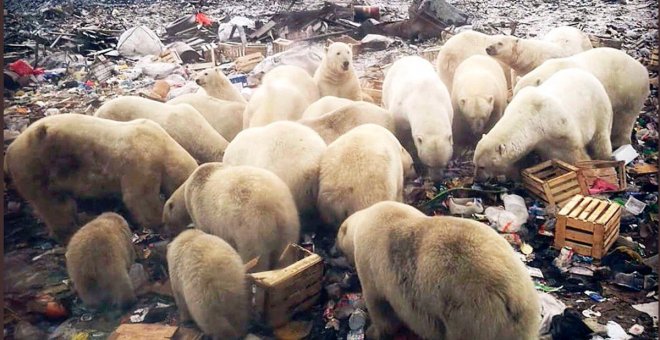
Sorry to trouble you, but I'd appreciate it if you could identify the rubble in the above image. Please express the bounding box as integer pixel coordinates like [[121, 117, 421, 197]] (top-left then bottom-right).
[[3, 0, 658, 338]]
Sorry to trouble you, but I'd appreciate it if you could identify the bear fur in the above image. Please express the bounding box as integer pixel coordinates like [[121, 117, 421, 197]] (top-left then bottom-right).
[[452, 55, 508, 146], [168, 93, 245, 141], [301, 96, 355, 119], [514, 47, 650, 148], [222, 121, 327, 219], [94, 96, 228, 163], [383, 56, 453, 180], [244, 65, 320, 128], [5, 114, 197, 244], [434, 30, 512, 93], [66, 212, 136, 309], [336, 201, 541, 340], [474, 68, 613, 180], [318, 124, 413, 228], [163, 163, 300, 271], [194, 67, 247, 104], [167, 229, 248, 340], [486, 26, 592, 77], [298, 101, 396, 144], [314, 42, 362, 101]]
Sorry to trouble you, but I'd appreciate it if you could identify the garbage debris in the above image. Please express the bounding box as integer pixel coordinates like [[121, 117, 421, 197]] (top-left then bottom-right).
[[606, 321, 632, 340], [117, 26, 165, 59]]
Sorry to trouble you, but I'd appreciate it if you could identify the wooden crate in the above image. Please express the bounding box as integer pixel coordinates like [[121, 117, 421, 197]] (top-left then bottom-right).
[[421, 46, 442, 64], [554, 194, 621, 259], [327, 35, 361, 56], [248, 244, 323, 328], [521, 159, 588, 207], [218, 42, 267, 61], [588, 34, 622, 49], [360, 78, 383, 106], [575, 160, 626, 193], [273, 38, 295, 54]]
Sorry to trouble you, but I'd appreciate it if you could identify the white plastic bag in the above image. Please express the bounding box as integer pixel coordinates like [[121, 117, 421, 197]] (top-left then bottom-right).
[[117, 26, 165, 58]]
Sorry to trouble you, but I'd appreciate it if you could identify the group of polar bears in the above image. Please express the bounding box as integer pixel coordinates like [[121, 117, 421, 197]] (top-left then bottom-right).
[[3, 28, 650, 339]]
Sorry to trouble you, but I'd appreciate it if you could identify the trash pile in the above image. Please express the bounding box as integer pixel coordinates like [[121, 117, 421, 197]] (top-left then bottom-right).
[[3, 0, 658, 339]]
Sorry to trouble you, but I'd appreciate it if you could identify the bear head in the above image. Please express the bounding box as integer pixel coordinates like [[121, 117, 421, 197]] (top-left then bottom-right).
[[459, 95, 494, 135], [325, 42, 353, 73]]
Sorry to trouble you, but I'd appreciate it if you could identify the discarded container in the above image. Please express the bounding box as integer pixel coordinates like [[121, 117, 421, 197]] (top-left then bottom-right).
[[349, 308, 367, 330], [612, 144, 639, 165], [448, 197, 484, 215], [576, 160, 627, 193], [624, 196, 646, 215], [521, 159, 588, 208], [248, 244, 323, 328], [584, 290, 606, 302], [502, 194, 529, 226], [554, 195, 621, 259], [354, 5, 381, 21], [485, 207, 522, 233], [553, 246, 574, 271], [628, 324, 644, 336]]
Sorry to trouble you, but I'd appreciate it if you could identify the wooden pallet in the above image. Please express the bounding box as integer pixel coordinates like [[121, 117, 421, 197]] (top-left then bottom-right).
[[273, 38, 295, 54], [554, 194, 621, 259], [575, 160, 626, 193], [248, 244, 323, 328], [521, 159, 588, 207], [588, 34, 622, 49]]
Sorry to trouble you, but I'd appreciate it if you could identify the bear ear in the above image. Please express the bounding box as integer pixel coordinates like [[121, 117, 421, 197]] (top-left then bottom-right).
[[415, 135, 423, 144], [459, 98, 466, 107], [514, 38, 520, 44], [482, 133, 487, 139], [498, 143, 506, 156], [487, 95, 494, 104], [535, 78, 541, 86]]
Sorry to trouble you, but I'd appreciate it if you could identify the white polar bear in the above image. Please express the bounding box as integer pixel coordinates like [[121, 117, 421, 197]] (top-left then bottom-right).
[[383, 56, 453, 180], [474, 68, 613, 180], [434, 30, 512, 93], [222, 121, 327, 220], [486, 26, 593, 77], [314, 42, 362, 101], [336, 201, 541, 340], [451, 55, 508, 145], [168, 93, 245, 141], [318, 124, 413, 228], [301, 96, 355, 119], [298, 101, 395, 144], [243, 65, 320, 128], [514, 47, 650, 148], [194, 68, 247, 104], [94, 96, 228, 163]]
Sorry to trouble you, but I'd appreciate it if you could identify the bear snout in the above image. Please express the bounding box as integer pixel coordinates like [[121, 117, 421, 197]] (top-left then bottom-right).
[[342, 61, 350, 70], [485, 46, 496, 55], [195, 79, 203, 85]]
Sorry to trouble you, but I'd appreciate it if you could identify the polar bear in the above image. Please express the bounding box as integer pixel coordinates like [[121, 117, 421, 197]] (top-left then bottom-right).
[[222, 121, 326, 220], [163, 163, 300, 271], [298, 101, 395, 144], [318, 124, 412, 228], [434, 30, 512, 93], [336, 201, 541, 340], [513, 47, 650, 148], [474, 68, 613, 180], [314, 42, 362, 100], [66, 212, 136, 309], [301, 96, 355, 119], [168, 93, 245, 141], [452, 55, 508, 146], [244, 65, 320, 128], [383, 56, 453, 180], [486, 26, 592, 77], [94, 96, 228, 163], [4, 114, 197, 244], [194, 67, 247, 104], [167, 229, 248, 340]]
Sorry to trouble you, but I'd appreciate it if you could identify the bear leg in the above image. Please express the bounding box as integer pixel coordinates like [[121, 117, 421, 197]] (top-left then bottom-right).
[[610, 111, 637, 148], [120, 174, 164, 230], [588, 131, 614, 160], [172, 287, 192, 322], [113, 271, 137, 310], [31, 192, 79, 243], [363, 288, 401, 339]]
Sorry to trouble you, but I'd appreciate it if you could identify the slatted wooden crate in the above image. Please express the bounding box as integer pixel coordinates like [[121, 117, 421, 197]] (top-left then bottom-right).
[[273, 38, 295, 54], [554, 194, 621, 259], [218, 42, 267, 60], [575, 160, 626, 193], [327, 35, 361, 56], [248, 244, 323, 328], [588, 34, 622, 49], [421, 46, 442, 64], [521, 159, 588, 207]]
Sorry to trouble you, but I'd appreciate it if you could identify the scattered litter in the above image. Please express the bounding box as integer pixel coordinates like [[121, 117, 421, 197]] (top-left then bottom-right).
[[632, 301, 659, 326], [613, 144, 640, 165], [624, 196, 647, 215], [629, 324, 644, 336], [606, 321, 632, 340], [584, 290, 606, 303]]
